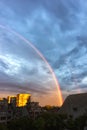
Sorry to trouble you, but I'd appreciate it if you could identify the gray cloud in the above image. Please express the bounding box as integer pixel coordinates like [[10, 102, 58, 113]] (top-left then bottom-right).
[[0, 0, 87, 105]]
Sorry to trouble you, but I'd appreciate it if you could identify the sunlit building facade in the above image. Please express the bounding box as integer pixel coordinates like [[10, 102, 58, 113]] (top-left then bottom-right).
[[7, 96, 16, 104], [16, 94, 31, 107]]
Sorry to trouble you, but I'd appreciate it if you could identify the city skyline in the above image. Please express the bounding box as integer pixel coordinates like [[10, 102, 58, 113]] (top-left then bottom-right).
[[0, 0, 87, 106]]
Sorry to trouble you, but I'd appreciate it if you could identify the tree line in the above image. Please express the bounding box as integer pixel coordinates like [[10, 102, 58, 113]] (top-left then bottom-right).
[[0, 112, 87, 130]]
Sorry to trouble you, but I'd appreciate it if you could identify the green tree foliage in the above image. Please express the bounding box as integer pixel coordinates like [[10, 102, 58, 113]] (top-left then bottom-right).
[[0, 112, 86, 130], [75, 115, 87, 130], [33, 117, 45, 130], [7, 117, 33, 130], [0, 124, 8, 130]]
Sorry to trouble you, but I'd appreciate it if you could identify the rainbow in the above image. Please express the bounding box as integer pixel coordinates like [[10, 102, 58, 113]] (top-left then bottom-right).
[[0, 25, 63, 106]]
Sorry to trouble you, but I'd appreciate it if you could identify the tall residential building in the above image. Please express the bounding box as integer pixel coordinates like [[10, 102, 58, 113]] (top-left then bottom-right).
[[16, 94, 31, 107]]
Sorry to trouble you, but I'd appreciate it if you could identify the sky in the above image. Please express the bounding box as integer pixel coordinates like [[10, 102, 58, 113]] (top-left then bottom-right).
[[0, 0, 87, 106]]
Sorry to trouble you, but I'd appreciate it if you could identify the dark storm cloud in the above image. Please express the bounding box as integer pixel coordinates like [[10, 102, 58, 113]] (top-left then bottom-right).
[[0, 81, 52, 95], [54, 41, 87, 70], [53, 41, 87, 91], [42, 0, 80, 31], [0, 59, 9, 69], [53, 45, 79, 69], [77, 36, 87, 48], [5, 0, 80, 32]]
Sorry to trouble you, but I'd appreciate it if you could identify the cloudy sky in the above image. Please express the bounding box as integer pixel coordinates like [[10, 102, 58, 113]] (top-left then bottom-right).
[[0, 0, 87, 106]]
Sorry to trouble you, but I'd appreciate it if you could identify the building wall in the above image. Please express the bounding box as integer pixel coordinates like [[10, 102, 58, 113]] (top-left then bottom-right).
[[59, 93, 87, 118], [16, 94, 31, 107], [7, 96, 16, 104]]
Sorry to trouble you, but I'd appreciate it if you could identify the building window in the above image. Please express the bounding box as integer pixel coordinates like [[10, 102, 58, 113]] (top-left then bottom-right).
[[73, 107, 78, 112], [1, 116, 6, 120]]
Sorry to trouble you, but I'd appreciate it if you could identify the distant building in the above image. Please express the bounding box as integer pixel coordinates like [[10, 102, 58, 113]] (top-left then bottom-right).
[[0, 93, 32, 123], [27, 102, 42, 119], [8, 96, 16, 104], [0, 98, 12, 123], [7, 96, 16, 107], [0, 98, 8, 112], [16, 93, 31, 107], [59, 93, 87, 118]]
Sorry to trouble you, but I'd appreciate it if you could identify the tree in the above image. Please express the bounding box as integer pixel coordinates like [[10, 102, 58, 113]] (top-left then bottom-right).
[[0, 124, 8, 130], [33, 117, 45, 130]]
